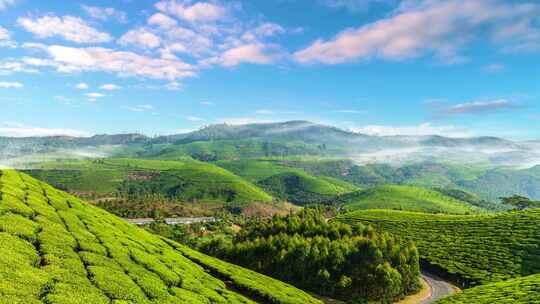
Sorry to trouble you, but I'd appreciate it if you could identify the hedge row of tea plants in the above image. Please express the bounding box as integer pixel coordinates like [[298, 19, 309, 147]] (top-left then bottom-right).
[[0, 169, 322, 304], [339, 209, 540, 286]]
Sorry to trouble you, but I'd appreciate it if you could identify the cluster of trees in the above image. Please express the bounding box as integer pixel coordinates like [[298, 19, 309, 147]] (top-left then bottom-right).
[[500, 195, 540, 210], [199, 209, 420, 302]]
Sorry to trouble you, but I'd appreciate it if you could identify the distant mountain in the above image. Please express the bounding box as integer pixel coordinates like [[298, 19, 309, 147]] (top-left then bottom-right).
[[1, 120, 540, 169]]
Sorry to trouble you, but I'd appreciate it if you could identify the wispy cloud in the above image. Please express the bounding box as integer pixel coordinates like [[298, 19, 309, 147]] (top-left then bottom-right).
[[482, 63, 505, 73], [0, 121, 90, 137], [17, 15, 112, 44], [125, 104, 154, 112], [81, 5, 127, 23], [334, 109, 366, 114], [99, 84, 121, 90], [75, 82, 88, 90], [435, 99, 522, 117], [0, 26, 16, 47], [0, 81, 23, 89], [320, 0, 395, 12], [85, 92, 105, 99], [349, 122, 473, 137], [201, 101, 214, 106], [0, 0, 15, 10]]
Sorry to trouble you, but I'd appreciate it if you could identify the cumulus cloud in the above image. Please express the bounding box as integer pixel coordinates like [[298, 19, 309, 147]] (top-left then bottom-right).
[[436, 99, 522, 117], [0, 82, 23, 89], [99, 84, 121, 90], [75, 82, 88, 90], [155, 0, 227, 23], [349, 122, 473, 137], [23, 44, 195, 80], [81, 5, 127, 23], [295, 0, 540, 64], [17, 15, 112, 44], [0, 122, 90, 137], [148, 13, 178, 29], [118, 28, 161, 49], [205, 43, 279, 67]]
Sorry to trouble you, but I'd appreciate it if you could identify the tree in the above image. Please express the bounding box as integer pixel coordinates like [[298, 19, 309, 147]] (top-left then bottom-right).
[[500, 195, 540, 210]]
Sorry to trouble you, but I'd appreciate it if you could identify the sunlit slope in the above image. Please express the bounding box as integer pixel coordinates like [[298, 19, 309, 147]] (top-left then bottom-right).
[[26, 158, 272, 204], [0, 169, 321, 304], [339, 209, 540, 285], [335, 185, 482, 214], [435, 274, 540, 304], [258, 171, 359, 205]]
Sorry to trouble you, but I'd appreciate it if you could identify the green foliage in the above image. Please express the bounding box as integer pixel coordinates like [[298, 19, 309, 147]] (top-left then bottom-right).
[[198, 209, 421, 302], [0, 169, 322, 304], [258, 171, 358, 205], [435, 274, 540, 304], [335, 185, 484, 214], [339, 209, 540, 286], [499, 195, 540, 210]]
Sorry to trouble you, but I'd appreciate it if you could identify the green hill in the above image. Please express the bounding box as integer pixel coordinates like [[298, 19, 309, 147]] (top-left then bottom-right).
[[258, 171, 359, 205], [25, 158, 272, 205], [339, 209, 540, 286], [435, 274, 540, 304], [335, 185, 482, 214], [0, 169, 321, 304]]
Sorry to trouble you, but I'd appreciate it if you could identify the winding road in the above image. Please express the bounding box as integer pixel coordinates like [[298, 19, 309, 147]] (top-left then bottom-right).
[[419, 271, 457, 304]]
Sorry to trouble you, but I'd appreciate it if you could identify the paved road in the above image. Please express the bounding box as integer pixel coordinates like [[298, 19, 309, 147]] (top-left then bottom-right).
[[419, 271, 457, 304]]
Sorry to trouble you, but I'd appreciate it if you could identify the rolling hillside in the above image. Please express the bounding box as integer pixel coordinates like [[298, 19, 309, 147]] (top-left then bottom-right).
[[25, 158, 272, 205], [435, 274, 540, 304], [339, 210, 540, 286], [334, 185, 483, 214], [258, 171, 359, 205], [0, 169, 321, 304]]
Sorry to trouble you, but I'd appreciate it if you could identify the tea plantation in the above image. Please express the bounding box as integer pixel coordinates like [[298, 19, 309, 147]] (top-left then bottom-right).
[[0, 169, 321, 304], [435, 273, 540, 304], [339, 209, 540, 286], [334, 185, 483, 214]]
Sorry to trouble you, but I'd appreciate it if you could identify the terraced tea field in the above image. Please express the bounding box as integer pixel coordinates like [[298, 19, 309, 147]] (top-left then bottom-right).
[[339, 209, 540, 286], [0, 169, 321, 304], [435, 273, 540, 304]]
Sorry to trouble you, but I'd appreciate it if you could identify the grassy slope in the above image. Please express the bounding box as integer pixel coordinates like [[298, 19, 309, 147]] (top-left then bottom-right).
[[25, 158, 272, 204], [435, 274, 540, 304], [216, 159, 305, 182], [336, 185, 482, 214], [0, 169, 321, 304], [258, 171, 359, 205], [339, 209, 540, 285]]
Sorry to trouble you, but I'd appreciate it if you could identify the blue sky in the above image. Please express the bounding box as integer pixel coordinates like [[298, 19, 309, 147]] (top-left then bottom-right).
[[0, 0, 539, 139]]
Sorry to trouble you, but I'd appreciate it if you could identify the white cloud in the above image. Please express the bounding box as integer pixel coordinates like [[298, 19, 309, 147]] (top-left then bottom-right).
[[0, 0, 15, 10], [187, 116, 205, 122], [24, 44, 195, 80], [99, 84, 121, 90], [436, 99, 521, 117], [209, 43, 279, 67], [81, 5, 127, 23], [0, 81, 23, 89], [75, 82, 88, 90], [155, 0, 227, 23], [349, 122, 472, 137], [148, 13, 178, 29], [295, 0, 540, 64], [320, 0, 394, 12], [125, 104, 154, 112], [118, 28, 161, 49], [0, 26, 15, 47], [17, 15, 112, 44], [218, 117, 274, 125], [0, 122, 90, 137], [85, 92, 105, 98], [482, 63, 505, 73]]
